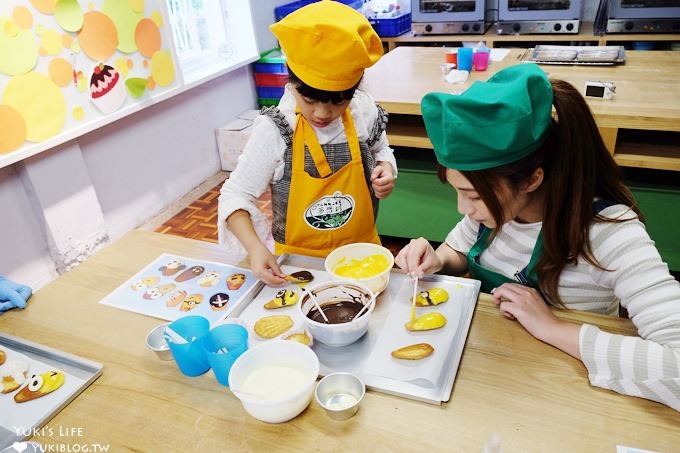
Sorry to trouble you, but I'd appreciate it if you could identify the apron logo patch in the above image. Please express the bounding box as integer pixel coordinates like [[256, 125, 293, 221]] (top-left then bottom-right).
[[304, 191, 355, 230]]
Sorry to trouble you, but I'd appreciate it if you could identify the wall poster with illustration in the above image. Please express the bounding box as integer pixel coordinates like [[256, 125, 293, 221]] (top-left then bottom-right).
[[0, 0, 180, 168]]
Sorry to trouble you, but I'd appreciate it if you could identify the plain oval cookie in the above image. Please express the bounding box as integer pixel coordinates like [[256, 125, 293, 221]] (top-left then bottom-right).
[[254, 315, 294, 339]]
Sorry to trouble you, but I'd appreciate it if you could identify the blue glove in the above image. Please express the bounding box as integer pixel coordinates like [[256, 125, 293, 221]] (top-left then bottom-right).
[[0, 276, 32, 313]]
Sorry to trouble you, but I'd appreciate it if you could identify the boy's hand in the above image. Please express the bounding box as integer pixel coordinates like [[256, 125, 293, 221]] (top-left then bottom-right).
[[371, 162, 396, 199]]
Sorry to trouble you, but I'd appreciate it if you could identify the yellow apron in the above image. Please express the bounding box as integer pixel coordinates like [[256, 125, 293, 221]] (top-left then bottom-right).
[[274, 108, 380, 258]]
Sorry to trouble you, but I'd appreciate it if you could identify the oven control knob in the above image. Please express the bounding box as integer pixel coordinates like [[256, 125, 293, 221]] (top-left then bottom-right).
[[512, 23, 521, 33], [425, 24, 433, 33], [472, 23, 481, 32], [566, 22, 574, 31], [554, 23, 562, 32], [625, 21, 634, 31], [462, 23, 470, 32]]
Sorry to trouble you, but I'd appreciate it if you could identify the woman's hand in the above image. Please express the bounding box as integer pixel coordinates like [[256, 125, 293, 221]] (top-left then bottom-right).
[[247, 245, 287, 287], [491, 283, 581, 359], [394, 237, 443, 278], [371, 162, 396, 199]]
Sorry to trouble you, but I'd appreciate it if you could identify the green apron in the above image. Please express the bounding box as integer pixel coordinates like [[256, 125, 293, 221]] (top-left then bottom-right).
[[467, 225, 543, 293]]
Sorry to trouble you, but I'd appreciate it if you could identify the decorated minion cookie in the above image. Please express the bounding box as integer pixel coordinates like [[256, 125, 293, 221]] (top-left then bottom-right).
[[284, 270, 314, 284], [412, 288, 449, 306], [14, 371, 65, 403], [264, 289, 298, 309]]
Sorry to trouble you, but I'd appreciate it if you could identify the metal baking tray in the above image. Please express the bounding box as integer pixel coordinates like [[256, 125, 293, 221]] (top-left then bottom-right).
[[0, 334, 103, 450], [529, 45, 626, 65], [229, 254, 480, 405]]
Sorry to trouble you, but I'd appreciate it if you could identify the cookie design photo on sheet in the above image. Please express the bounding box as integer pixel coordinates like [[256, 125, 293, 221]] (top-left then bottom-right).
[[0, 349, 5, 365], [175, 265, 205, 283], [158, 259, 187, 276], [198, 271, 221, 287], [166, 289, 188, 307], [143, 283, 177, 300], [227, 273, 246, 290], [209, 293, 230, 311], [130, 276, 160, 291], [180, 294, 204, 312]]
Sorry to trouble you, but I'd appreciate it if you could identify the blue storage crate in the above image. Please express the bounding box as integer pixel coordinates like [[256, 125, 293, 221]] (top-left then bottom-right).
[[300, 0, 363, 8], [277, 0, 362, 20], [274, 1, 302, 21], [257, 86, 285, 99], [369, 12, 411, 37]]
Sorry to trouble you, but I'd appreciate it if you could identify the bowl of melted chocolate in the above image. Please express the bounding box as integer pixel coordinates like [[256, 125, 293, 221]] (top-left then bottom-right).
[[299, 280, 375, 347]]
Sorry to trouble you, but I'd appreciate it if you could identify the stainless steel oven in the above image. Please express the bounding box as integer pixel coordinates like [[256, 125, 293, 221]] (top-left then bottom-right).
[[496, 0, 582, 34], [603, 0, 680, 33], [411, 0, 489, 34]]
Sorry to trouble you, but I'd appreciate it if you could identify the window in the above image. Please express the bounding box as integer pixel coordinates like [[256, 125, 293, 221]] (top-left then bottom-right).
[[165, 0, 259, 85]]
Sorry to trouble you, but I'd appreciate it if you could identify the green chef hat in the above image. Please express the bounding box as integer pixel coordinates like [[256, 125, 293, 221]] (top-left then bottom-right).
[[421, 63, 553, 171]]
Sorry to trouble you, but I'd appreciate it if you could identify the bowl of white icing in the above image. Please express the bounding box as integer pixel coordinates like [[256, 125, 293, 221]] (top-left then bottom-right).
[[228, 340, 319, 423]]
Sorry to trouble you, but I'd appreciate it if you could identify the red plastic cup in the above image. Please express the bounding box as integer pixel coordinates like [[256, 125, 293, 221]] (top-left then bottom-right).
[[444, 49, 458, 67]]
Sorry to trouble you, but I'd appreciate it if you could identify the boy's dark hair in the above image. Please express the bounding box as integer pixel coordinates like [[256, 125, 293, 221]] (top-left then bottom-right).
[[287, 66, 361, 105]]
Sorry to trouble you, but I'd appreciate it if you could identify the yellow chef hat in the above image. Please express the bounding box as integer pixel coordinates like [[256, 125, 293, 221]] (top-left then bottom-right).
[[270, 1, 383, 91]]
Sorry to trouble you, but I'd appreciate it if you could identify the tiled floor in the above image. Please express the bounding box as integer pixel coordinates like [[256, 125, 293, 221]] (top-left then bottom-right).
[[154, 179, 410, 257]]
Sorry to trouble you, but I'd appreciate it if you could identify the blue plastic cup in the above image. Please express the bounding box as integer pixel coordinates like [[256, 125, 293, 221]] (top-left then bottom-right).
[[166, 316, 211, 377], [458, 47, 473, 72], [201, 323, 249, 386]]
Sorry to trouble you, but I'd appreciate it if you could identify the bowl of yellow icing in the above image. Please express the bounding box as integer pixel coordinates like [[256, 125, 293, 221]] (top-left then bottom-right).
[[324, 242, 394, 295]]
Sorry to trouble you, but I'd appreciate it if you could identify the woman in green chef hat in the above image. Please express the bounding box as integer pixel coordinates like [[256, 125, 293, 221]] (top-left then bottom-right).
[[395, 63, 680, 411]]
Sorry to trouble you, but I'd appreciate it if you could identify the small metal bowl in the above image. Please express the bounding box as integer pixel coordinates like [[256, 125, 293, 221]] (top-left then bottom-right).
[[145, 322, 173, 361], [315, 372, 365, 420]]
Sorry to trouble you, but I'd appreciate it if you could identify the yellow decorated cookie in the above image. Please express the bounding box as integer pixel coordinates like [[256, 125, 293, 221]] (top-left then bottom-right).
[[412, 288, 449, 306], [264, 289, 298, 309], [405, 312, 447, 331], [14, 371, 65, 403]]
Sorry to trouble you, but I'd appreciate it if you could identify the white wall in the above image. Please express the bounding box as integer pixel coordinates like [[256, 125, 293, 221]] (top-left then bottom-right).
[[0, 0, 293, 291]]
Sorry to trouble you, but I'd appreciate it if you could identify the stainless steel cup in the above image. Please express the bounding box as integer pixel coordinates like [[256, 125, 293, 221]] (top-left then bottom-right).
[[315, 372, 365, 420]]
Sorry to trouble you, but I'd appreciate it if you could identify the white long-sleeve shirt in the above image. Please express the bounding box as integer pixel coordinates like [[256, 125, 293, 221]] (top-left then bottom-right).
[[218, 85, 397, 255], [446, 204, 680, 410]]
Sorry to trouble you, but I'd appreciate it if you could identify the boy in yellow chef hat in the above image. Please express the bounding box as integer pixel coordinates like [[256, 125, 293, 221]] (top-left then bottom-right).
[[218, 1, 397, 286]]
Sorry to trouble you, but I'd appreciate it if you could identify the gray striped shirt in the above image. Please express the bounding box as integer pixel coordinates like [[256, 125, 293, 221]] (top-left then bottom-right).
[[446, 204, 680, 410]]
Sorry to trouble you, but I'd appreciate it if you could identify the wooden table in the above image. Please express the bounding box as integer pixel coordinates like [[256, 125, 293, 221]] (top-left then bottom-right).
[[1, 230, 678, 452], [362, 47, 680, 171]]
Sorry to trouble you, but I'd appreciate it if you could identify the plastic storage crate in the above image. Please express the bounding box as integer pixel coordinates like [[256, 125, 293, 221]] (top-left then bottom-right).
[[258, 98, 281, 107], [256, 86, 285, 99], [369, 12, 411, 37], [254, 73, 288, 87], [276, 0, 363, 21], [254, 48, 287, 74]]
